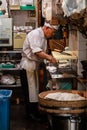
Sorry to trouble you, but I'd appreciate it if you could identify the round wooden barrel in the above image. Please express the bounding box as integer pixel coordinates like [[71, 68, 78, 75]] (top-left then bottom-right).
[[39, 90, 87, 115]]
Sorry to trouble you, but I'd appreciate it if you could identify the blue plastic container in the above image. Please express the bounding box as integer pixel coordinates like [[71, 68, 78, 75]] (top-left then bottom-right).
[[0, 90, 12, 130]]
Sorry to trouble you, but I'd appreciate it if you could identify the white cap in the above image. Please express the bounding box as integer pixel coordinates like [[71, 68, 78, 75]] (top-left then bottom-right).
[[44, 22, 59, 30]]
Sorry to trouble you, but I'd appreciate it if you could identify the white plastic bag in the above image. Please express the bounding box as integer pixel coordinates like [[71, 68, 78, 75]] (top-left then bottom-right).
[[1, 74, 16, 85], [62, 0, 87, 16], [20, 0, 33, 5]]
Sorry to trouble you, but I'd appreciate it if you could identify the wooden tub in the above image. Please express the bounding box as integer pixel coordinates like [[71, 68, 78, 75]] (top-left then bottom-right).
[[39, 90, 87, 115]]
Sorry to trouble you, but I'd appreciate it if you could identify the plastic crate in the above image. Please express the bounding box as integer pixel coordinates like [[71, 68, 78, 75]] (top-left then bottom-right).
[[0, 90, 12, 130]]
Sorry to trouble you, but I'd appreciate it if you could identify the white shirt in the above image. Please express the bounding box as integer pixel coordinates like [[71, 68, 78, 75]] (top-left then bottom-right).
[[20, 27, 47, 71]]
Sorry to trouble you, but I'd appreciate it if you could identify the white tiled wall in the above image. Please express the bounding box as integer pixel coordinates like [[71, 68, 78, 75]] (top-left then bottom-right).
[[77, 31, 87, 76], [69, 29, 78, 51], [69, 30, 87, 90], [69, 30, 87, 76]]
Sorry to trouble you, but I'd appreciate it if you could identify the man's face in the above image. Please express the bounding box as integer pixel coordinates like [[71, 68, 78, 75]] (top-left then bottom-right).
[[45, 27, 56, 39]]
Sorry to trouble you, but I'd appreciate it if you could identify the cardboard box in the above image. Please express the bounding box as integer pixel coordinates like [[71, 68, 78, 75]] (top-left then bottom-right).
[[13, 33, 26, 49]]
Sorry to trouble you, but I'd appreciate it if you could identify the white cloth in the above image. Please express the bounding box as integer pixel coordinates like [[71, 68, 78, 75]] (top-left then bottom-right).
[[20, 0, 33, 5], [44, 22, 59, 30], [20, 27, 47, 102], [44, 92, 85, 101], [62, 0, 86, 17], [26, 70, 39, 102]]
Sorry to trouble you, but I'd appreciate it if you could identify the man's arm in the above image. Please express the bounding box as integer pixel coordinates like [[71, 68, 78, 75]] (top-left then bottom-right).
[[35, 51, 57, 63]]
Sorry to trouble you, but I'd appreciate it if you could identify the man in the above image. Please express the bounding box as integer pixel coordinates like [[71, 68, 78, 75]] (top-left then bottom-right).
[[20, 22, 58, 120]]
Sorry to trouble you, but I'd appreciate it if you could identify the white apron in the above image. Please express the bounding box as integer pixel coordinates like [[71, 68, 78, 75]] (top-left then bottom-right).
[[20, 58, 39, 102], [26, 70, 39, 102]]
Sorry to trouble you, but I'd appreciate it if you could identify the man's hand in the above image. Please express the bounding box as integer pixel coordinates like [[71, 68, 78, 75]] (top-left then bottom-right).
[[49, 55, 58, 63]]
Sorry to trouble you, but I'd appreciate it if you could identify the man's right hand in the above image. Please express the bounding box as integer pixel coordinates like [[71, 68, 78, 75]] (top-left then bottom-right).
[[49, 55, 58, 64]]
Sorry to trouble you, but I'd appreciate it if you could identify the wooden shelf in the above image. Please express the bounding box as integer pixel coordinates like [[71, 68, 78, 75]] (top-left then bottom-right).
[[10, 5, 35, 11], [10, 5, 20, 10]]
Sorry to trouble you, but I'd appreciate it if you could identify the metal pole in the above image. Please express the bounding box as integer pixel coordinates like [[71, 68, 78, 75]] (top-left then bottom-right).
[[6, 0, 11, 18]]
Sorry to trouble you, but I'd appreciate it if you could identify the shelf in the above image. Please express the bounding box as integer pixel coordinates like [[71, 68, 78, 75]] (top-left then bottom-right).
[[0, 68, 22, 71], [10, 5, 20, 10], [0, 52, 27, 90], [51, 73, 76, 79], [0, 84, 21, 88], [10, 5, 35, 11], [0, 50, 22, 53]]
